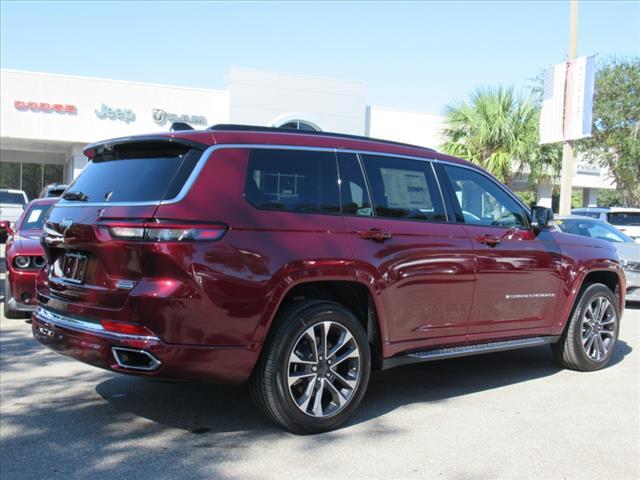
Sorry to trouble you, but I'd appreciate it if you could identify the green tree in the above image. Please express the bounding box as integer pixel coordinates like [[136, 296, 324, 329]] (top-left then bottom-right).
[[442, 86, 559, 189], [580, 58, 640, 206]]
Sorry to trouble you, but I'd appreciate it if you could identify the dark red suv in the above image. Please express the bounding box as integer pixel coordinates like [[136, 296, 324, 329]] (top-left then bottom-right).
[[33, 125, 626, 433]]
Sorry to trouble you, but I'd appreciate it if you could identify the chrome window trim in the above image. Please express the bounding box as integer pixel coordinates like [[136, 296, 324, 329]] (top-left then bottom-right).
[[34, 306, 160, 341], [53, 143, 531, 220]]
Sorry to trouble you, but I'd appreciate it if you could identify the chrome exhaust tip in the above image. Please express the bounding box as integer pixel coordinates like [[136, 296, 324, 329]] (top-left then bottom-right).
[[111, 347, 161, 371]]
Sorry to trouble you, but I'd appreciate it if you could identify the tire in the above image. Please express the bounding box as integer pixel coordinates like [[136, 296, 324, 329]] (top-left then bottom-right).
[[250, 300, 371, 434], [552, 283, 620, 371]]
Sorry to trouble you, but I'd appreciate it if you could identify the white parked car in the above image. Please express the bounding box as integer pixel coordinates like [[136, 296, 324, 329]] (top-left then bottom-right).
[[0, 188, 28, 223], [557, 215, 640, 302], [0, 189, 28, 242], [607, 208, 640, 243]]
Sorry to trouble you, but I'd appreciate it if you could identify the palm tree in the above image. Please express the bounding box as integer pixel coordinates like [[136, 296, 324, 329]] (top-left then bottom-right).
[[442, 86, 559, 188]]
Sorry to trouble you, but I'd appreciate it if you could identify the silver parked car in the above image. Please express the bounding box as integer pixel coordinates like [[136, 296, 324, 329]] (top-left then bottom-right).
[[557, 215, 640, 302], [572, 207, 640, 243]]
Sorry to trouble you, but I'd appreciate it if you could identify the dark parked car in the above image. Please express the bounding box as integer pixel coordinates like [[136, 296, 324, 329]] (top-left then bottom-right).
[[3, 198, 56, 318], [32, 125, 626, 433]]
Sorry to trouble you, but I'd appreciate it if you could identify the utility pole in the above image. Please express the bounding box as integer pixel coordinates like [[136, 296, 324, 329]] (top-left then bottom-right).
[[558, 0, 579, 215]]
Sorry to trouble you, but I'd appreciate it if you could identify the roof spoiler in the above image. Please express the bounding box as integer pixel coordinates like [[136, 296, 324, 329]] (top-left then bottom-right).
[[83, 135, 207, 159], [170, 122, 194, 132]]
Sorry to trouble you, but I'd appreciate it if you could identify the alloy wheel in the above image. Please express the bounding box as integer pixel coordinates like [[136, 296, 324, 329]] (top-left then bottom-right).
[[287, 321, 361, 418], [581, 296, 616, 361]]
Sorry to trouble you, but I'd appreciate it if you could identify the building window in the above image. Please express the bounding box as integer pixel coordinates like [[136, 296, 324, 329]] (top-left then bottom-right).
[[0, 161, 64, 201], [277, 120, 321, 132]]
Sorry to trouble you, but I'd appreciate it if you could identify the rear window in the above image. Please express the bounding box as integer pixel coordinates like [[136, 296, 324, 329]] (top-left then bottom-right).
[[245, 149, 340, 214], [60, 143, 201, 204], [0, 191, 26, 205], [608, 212, 640, 226]]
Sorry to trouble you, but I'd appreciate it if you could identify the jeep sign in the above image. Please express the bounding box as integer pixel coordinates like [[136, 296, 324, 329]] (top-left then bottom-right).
[[95, 103, 135, 123]]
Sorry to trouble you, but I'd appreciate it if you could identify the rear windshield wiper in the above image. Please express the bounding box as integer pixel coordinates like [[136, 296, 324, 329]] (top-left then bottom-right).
[[63, 191, 89, 201]]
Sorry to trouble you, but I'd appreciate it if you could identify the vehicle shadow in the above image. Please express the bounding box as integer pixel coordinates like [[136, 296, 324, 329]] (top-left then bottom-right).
[[93, 339, 633, 436]]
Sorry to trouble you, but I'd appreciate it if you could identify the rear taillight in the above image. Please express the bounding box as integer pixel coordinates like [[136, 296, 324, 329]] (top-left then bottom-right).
[[101, 320, 157, 337], [104, 221, 227, 242]]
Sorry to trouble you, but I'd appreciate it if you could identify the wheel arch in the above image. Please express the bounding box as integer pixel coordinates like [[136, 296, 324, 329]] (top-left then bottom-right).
[[554, 268, 624, 335], [252, 278, 386, 370]]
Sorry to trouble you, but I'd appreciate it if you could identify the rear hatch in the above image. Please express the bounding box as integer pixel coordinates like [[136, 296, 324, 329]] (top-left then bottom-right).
[[42, 138, 207, 310]]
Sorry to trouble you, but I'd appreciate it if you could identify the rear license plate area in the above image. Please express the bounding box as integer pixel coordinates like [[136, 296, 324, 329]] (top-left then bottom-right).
[[61, 253, 88, 284]]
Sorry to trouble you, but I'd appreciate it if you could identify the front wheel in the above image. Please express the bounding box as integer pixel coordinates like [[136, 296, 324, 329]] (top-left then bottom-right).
[[552, 283, 620, 371], [250, 301, 371, 434]]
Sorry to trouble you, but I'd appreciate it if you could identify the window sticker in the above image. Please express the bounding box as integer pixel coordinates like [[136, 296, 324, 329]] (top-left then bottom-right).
[[380, 168, 432, 210], [27, 209, 42, 223]]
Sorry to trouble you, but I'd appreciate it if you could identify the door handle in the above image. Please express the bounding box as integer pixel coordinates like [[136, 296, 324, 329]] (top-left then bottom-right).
[[475, 234, 501, 246], [357, 229, 393, 242]]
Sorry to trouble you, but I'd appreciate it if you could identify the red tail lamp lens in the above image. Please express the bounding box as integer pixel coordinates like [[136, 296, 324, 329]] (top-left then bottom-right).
[[101, 320, 156, 337]]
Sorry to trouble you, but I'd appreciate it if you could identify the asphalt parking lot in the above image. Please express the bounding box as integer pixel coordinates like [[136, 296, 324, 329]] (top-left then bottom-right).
[[1, 250, 639, 480]]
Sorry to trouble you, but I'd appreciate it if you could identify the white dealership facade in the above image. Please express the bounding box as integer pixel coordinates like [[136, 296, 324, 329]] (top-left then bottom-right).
[[0, 68, 614, 204]]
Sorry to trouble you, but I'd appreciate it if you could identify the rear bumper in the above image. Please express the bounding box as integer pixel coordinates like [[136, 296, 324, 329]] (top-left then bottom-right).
[[32, 306, 259, 383]]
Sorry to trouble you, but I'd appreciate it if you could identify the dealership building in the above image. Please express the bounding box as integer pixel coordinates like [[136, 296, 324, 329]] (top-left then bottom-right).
[[0, 68, 614, 204]]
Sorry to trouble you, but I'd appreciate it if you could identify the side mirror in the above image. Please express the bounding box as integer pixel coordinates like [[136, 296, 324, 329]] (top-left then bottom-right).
[[530, 206, 555, 230], [0, 221, 13, 244]]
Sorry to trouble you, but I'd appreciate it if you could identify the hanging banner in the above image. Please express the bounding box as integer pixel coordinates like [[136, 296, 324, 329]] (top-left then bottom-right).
[[539, 55, 596, 144]]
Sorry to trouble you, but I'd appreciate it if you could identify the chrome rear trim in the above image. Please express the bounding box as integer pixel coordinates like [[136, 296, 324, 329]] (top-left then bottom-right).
[[111, 347, 162, 371], [34, 306, 160, 342]]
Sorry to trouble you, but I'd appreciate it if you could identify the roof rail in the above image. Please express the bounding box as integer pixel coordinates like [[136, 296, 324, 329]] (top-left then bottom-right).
[[207, 124, 436, 152]]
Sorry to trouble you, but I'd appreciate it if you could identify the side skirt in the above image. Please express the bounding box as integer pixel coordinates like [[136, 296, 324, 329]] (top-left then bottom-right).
[[381, 336, 560, 370]]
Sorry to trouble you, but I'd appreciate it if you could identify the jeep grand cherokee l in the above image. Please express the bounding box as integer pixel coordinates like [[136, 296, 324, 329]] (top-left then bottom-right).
[[32, 125, 626, 434]]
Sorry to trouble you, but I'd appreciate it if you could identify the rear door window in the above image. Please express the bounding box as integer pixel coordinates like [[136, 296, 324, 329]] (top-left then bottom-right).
[[360, 154, 446, 222], [60, 142, 201, 204], [245, 149, 340, 214]]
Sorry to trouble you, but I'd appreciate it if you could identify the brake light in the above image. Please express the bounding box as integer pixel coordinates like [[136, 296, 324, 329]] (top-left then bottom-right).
[[105, 222, 227, 242], [101, 320, 156, 337]]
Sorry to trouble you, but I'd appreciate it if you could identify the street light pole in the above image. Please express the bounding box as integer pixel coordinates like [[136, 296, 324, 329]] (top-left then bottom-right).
[[558, 0, 579, 215]]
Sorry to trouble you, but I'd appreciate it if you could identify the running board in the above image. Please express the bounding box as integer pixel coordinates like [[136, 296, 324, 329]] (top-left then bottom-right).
[[381, 336, 560, 370]]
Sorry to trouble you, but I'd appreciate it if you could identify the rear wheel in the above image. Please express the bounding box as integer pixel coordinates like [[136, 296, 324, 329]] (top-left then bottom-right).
[[552, 283, 620, 371], [250, 300, 371, 434]]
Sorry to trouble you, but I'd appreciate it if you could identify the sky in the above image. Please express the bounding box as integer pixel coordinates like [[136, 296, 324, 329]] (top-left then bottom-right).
[[1, 1, 639, 114]]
